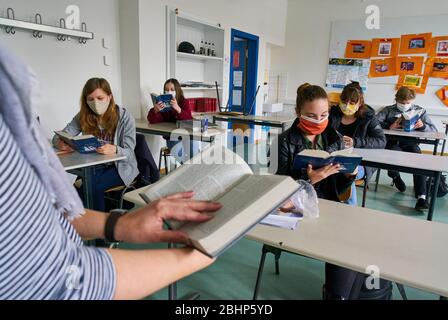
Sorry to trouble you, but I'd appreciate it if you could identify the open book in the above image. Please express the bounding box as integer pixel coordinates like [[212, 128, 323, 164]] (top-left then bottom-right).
[[151, 93, 174, 113], [55, 131, 102, 154], [140, 145, 300, 258], [401, 110, 422, 132], [293, 149, 362, 174]]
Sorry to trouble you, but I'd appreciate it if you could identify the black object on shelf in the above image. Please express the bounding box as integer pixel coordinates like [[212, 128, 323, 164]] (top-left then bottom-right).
[[178, 41, 196, 54]]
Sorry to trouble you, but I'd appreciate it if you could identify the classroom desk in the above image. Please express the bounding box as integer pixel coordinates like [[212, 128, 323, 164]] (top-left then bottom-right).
[[247, 199, 448, 299], [58, 152, 126, 209], [135, 119, 226, 143], [354, 148, 448, 221], [383, 129, 447, 156], [212, 114, 294, 133]]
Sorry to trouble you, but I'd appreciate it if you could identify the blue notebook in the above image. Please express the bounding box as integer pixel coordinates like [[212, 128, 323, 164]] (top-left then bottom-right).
[[55, 131, 102, 154], [151, 93, 174, 113], [293, 149, 362, 174]]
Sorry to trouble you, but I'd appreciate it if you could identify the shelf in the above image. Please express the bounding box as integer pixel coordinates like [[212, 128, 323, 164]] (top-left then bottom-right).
[[177, 52, 223, 62]]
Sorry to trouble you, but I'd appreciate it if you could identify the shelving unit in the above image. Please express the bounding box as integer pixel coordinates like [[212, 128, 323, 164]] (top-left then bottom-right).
[[167, 7, 225, 102]]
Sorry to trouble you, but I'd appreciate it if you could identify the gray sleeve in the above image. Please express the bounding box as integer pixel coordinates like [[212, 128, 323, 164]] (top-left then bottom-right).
[[116, 111, 136, 159], [376, 107, 391, 129], [52, 114, 82, 147], [418, 110, 438, 133]]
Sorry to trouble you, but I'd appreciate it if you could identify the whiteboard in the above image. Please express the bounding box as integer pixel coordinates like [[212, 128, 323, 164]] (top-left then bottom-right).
[[329, 15, 448, 116]]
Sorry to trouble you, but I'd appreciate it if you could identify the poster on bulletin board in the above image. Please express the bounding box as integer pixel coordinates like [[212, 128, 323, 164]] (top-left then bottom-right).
[[371, 38, 400, 58], [396, 74, 429, 94], [399, 33, 432, 55], [436, 86, 448, 107], [369, 58, 397, 78], [429, 36, 448, 57], [326, 58, 371, 91], [344, 40, 372, 59], [396, 56, 425, 75], [425, 57, 448, 78]]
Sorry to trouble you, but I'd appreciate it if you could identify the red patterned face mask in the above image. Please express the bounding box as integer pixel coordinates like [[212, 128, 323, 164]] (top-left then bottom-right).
[[298, 115, 329, 135]]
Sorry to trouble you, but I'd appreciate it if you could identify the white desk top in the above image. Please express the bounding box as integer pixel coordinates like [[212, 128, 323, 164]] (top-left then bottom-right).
[[354, 148, 448, 173], [58, 152, 126, 171], [247, 199, 448, 297], [213, 114, 295, 125], [135, 120, 226, 139], [383, 129, 446, 141]]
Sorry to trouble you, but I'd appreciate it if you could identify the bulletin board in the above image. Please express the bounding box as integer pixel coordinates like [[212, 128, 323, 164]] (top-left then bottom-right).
[[328, 14, 448, 115]]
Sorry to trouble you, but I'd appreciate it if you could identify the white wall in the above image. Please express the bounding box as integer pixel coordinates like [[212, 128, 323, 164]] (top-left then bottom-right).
[[0, 0, 122, 138], [119, 0, 289, 157], [271, 0, 448, 131]]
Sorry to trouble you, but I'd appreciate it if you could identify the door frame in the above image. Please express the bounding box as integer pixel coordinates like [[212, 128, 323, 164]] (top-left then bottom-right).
[[229, 29, 259, 115]]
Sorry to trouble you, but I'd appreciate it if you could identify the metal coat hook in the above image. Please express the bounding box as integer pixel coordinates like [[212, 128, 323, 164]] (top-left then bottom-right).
[[57, 18, 67, 41], [5, 8, 15, 34], [78, 23, 88, 44], [33, 13, 43, 38]]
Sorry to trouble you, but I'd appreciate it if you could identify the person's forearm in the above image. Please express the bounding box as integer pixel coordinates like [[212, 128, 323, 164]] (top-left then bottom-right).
[[108, 248, 214, 300], [71, 209, 109, 240]]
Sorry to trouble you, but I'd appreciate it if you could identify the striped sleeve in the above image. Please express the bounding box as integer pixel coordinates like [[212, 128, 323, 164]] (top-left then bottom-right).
[[0, 114, 116, 300]]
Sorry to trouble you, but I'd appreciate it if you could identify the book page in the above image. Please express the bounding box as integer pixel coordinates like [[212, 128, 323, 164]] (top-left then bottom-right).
[[331, 148, 357, 157], [184, 175, 299, 257], [140, 145, 253, 202], [299, 149, 331, 158]]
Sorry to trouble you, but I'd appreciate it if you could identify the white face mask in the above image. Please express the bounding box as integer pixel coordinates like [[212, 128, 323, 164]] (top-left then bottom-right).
[[87, 99, 110, 116], [397, 102, 413, 113], [165, 91, 176, 99], [301, 115, 329, 124]]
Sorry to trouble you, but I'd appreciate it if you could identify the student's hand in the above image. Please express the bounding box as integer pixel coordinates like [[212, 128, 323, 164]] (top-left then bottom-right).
[[414, 120, 424, 130], [343, 136, 354, 149], [172, 98, 182, 114], [96, 144, 117, 155], [154, 102, 164, 113], [57, 140, 74, 152], [389, 118, 402, 130], [307, 164, 342, 185], [114, 192, 222, 244], [279, 200, 295, 213]]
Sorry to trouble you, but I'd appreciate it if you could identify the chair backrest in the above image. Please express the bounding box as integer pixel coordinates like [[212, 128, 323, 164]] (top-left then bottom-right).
[[134, 134, 160, 187]]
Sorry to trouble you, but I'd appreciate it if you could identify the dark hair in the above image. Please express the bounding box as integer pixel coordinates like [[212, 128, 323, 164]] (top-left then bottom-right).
[[396, 86, 416, 102], [340, 81, 367, 117], [164, 78, 185, 106], [296, 84, 328, 112]]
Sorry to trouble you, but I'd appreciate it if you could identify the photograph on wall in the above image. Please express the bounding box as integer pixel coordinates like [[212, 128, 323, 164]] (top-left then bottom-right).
[[397, 74, 428, 94], [371, 38, 400, 58], [396, 56, 424, 75], [429, 36, 448, 57], [369, 58, 396, 78], [344, 40, 372, 59], [400, 33, 432, 55], [425, 57, 448, 78]]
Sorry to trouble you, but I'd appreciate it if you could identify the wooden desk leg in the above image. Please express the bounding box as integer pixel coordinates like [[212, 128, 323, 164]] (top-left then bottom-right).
[[427, 172, 441, 222]]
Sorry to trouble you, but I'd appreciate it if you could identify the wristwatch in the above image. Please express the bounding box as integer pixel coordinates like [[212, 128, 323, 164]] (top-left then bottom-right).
[[105, 209, 127, 243]]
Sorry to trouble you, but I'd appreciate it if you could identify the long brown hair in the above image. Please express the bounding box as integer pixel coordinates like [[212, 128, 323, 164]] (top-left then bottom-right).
[[340, 81, 367, 117], [79, 78, 118, 138], [164, 78, 185, 106]]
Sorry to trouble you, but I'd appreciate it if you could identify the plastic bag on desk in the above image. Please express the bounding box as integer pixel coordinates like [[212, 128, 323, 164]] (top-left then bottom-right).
[[289, 180, 319, 219]]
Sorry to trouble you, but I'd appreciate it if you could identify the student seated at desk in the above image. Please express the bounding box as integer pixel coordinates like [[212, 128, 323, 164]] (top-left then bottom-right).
[[376, 87, 438, 212], [329, 81, 386, 206], [0, 47, 219, 300], [53, 78, 139, 212], [277, 84, 368, 300], [147, 78, 199, 162]]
